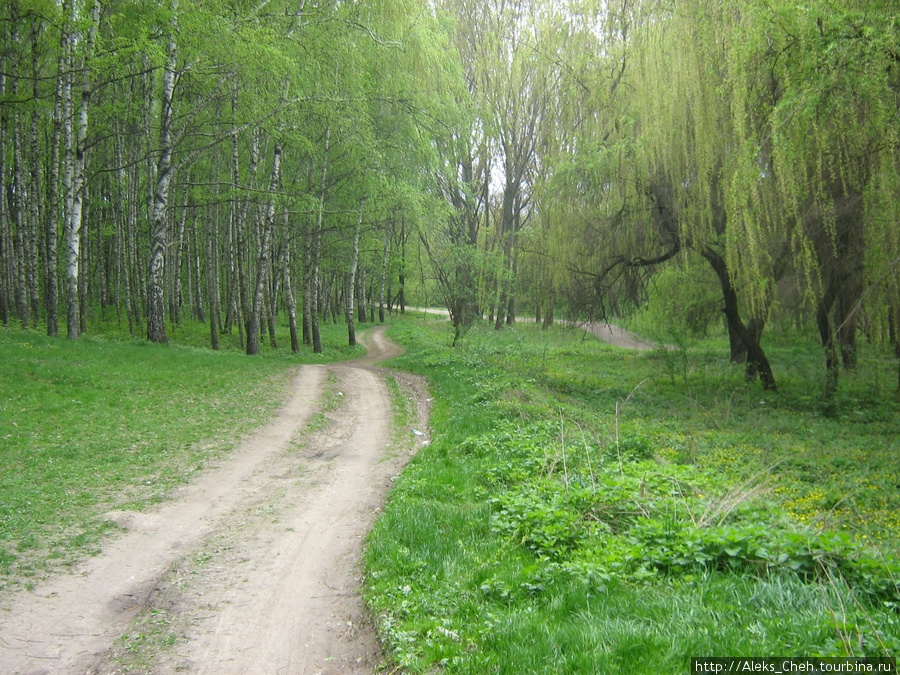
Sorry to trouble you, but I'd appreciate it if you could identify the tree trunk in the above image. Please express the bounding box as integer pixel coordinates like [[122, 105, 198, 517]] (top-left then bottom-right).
[[27, 17, 41, 326], [147, 9, 177, 344], [815, 280, 841, 411], [268, 243, 282, 350], [193, 225, 206, 323], [281, 230, 299, 353], [494, 289, 507, 330], [398, 216, 406, 314], [889, 304, 900, 392], [701, 247, 777, 391], [542, 291, 555, 330], [13, 95, 29, 328], [357, 264, 367, 324], [170, 207, 186, 325], [379, 218, 391, 323], [235, 130, 261, 351], [0, 40, 8, 326], [302, 229, 312, 346], [64, 0, 99, 339], [207, 218, 219, 351], [246, 142, 282, 355], [312, 125, 331, 354], [347, 198, 364, 346], [224, 88, 240, 335]]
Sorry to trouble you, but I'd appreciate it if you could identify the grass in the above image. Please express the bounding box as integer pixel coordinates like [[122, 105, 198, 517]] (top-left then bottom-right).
[[0, 316, 365, 587], [365, 317, 900, 673]]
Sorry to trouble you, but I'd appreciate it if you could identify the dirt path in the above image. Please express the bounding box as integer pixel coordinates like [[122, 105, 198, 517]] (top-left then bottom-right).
[[0, 326, 428, 675], [409, 307, 657, 350]]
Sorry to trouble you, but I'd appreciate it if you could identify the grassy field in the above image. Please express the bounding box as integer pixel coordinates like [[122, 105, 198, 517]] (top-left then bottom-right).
[[365, 317, 900, 672], [0, 318, 363, 588]]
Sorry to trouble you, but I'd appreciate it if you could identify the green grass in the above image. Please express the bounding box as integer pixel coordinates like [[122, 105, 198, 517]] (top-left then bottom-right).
[[0, 317, 366, 587], [365, 318, 900, 673]]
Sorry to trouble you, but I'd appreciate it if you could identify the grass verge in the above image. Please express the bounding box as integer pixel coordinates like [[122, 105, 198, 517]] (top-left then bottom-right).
[[365, 318, 900, 673]]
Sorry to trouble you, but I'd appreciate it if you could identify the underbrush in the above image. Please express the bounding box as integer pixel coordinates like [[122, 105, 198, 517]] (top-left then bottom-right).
[[0, 318, 364, 587], [366, 318, 900, 673]]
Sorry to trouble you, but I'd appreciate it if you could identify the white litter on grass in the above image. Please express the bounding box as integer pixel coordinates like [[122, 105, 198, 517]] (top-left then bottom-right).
[[412, 428, 425, 436]]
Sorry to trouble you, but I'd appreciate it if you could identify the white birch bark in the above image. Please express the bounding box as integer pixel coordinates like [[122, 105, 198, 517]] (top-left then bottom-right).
[[379, 218, 392, 323], [281, 226, 299, 353], [147, 4, 178, 343], [246, 141, 282, 355], [346, 198, 365, 346], [27, 17, 41, 325], [64, 0, 99, 339], [12, 43, 29, 329], [311, 124, 331, 355], [0, 49, 8, 325]]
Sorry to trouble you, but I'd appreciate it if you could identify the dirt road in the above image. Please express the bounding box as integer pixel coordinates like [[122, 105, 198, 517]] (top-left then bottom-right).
[[0, 326, 428, 675]]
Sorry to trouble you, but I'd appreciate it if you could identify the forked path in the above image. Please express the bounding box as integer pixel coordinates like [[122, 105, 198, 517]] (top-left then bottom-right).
[[0, 326, 428, 675]]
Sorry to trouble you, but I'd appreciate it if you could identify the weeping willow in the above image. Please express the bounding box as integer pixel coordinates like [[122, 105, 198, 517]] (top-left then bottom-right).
[[624, 0, 900, 394]]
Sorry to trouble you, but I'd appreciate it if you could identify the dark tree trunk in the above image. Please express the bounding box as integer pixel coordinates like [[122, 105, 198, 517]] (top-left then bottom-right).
[[701, 247, 776, 391], [494, 290, 507, 330], [542, 292, 555, 330]]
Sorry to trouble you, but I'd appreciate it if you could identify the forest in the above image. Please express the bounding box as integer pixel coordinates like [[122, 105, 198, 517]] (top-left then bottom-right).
[[2, 0, 900, 671], [1, 0, 897, 405]]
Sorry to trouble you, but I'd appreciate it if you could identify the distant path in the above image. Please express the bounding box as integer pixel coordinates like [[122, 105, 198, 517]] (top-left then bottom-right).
[[407, 307, 657, 350], [0, 326, 429, 675]]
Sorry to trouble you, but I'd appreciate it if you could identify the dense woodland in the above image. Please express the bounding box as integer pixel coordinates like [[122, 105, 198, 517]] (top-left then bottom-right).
[[1, 0, 899, 400]]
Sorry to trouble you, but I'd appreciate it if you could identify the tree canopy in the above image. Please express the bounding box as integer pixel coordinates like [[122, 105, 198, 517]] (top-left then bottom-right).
[[1, 0, 897, 400]]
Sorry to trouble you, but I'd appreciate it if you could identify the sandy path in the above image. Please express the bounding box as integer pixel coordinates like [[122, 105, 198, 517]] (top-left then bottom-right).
[[0, 326, 427, 675]]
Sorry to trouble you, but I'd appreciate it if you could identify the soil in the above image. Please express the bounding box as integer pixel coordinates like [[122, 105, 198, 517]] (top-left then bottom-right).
[[0, 326, 430, 675]]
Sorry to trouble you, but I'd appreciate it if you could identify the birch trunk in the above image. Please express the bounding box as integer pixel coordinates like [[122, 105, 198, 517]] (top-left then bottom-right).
[[64, 0, 99, 339], [246, 142, 282, 355], [11, 17, 28, 329], [357, 264, 366, 324], [346, 198, 364, 346], [312, 125, 331, 355], [170, 207, 186, 325], [147, 6, 178, 343], [27, 17, 41, 325], [193, 224, 205, 323], [46, 34, 64, 336], [379, 218, 392, 323], [13, 98, 29, 328], [0, 50, 8, 326], [268, 243, 282, 350], [281, 228, 299, 353], [302, 229, 312, 346], [224, 87, 240, 334], [207, 213, 220, 350], [235, 130, 261, 350]]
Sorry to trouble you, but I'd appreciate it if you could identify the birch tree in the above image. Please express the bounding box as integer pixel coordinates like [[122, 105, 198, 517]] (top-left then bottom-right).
[[62, 0, 99, 339]]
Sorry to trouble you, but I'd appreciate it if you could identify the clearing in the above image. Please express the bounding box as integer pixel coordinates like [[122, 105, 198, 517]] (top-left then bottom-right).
[[0, 326, 430, 675]]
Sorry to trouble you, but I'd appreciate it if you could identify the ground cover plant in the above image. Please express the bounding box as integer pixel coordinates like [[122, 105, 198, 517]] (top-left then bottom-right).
[[365, 317, 900, 673], [0, 319, 363, 587]]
